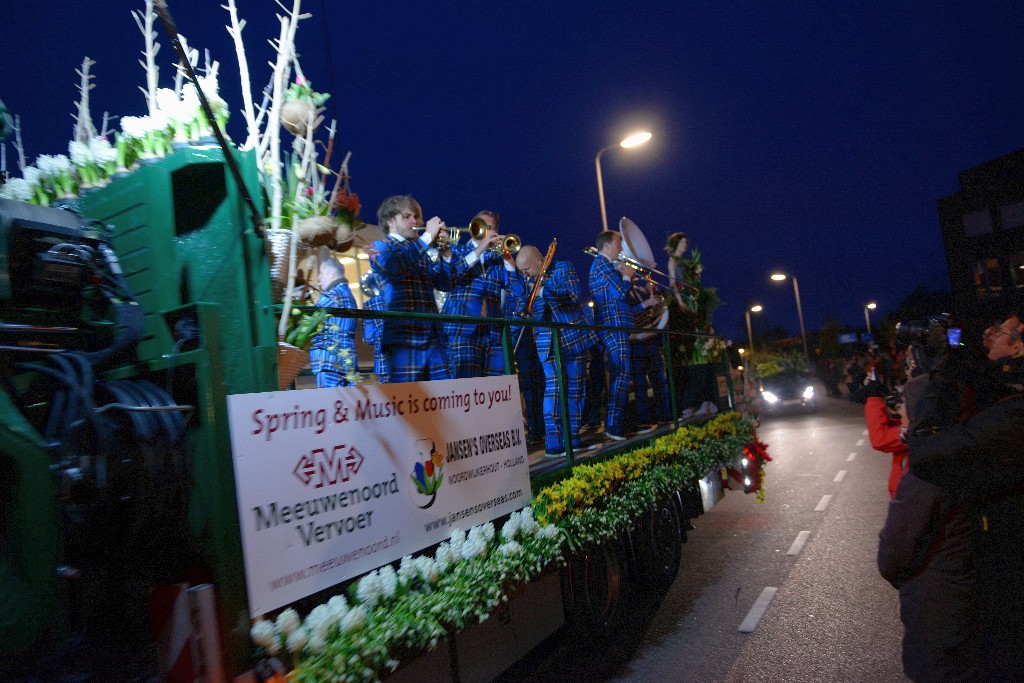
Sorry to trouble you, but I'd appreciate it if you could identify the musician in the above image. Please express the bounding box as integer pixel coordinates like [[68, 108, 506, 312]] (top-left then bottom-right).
[[665, 231, 689, 310], [441, 210, 507, 378], [369, 195, 455, 383], [309, 252, 359, 387], [512, 245, 596, 457], [360, 271, 390, 384], [502, 282, 546, 449], [589, 230, 657, 440], [630, 279, 672, 426]]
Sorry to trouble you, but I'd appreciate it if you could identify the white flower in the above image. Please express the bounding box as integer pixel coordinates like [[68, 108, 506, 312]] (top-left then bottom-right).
[[275, 607, 301, 635], [249, 620, 278, 648], [286, 626, 308, 653], [538, 524, 561, 540], [305, 604, 333, 639], [119, 116, 146, 139], [22, 167, 41, 187], [378, 564, 398, 599], [398, 554, 417, 579], [146, 111, 170, 132], [179, 84, 202, 119], [328, 594, 349, 621], [416, 556, 440, 584], [340, 605, 367, 633], [501, 513, 521, 541], [308, 631, 328, 654], [498, 540, 522, 556], [68, 140, 94, 166], [356, 570, 382, 607], [155, 88, 185, 119], [88, 137, 117, 164], [36, 154, 71, 176], [449, 528, 466, 556], [434, 542, 454, 571], [0, 178, 33, 201], [196, 74, 227, 112]]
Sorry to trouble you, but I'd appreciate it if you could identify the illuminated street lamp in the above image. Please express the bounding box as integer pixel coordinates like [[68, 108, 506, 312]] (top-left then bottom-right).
[[746, 305, 763, 354], [864, 302, 877, 335], [595, 130, 653, 232], [770, 272, 809, 364]]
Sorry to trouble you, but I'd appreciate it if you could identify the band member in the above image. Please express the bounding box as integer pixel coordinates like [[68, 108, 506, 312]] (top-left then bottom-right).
[[589, 230, 656, 440], [581, 302, 605, 431], [630, 280, 672, 426], [502, 285, 546, 449], [369, 195, 454, 384], [442, 210, 507, 378], [309, 252, 359, 387], [512, 245, 596, 457], [360, 271, 390, 384]]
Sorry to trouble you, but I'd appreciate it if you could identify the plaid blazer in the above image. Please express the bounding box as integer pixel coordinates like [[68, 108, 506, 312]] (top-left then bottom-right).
[[308, 279, 357, 373], [589, 254, 643, 329], [508, 261, 595, 360], [370, 234, 453, 348], [441, 244, 504, 338]]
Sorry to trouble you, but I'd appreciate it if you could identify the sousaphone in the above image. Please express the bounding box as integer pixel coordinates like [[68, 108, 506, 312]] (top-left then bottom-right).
[[619, 216, 668, 340]]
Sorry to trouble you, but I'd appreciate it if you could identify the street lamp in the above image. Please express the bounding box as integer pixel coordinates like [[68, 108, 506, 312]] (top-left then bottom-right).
[[770, 272, 809, 364], [864, 302, 876, 335], [746, 305, 762, 354], [595, 130, 652, 232]]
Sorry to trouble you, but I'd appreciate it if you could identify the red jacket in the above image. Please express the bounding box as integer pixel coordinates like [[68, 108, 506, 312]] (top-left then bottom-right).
[[864, 396, 909, 499]]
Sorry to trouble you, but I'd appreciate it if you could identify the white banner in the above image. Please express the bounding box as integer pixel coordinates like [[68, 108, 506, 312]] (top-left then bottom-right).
[[227, 376, 531, 617]]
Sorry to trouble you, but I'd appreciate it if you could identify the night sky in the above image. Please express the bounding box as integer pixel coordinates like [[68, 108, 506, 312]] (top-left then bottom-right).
[[4, 2, 1023, 342]]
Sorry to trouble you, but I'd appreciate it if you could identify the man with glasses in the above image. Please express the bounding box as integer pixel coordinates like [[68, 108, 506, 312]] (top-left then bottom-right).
[[909, 311, 1024, 681]]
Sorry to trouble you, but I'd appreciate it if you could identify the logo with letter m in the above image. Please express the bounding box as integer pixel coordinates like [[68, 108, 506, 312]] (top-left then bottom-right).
[[293, 445, 365, 488]]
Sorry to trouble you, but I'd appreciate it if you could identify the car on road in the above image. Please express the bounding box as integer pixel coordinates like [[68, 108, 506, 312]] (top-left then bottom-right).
[[758, 370, 819, 413]]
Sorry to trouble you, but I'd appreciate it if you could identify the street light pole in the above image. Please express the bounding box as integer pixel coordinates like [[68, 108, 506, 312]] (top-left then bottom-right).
[[746, 305, 762, 355], [864, 302, 876, 335], [594, 130, 652, 232], [771, 272, 810, 366]]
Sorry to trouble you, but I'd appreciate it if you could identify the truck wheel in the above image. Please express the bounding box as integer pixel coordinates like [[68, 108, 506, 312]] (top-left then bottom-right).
[[636, 496, 682, 600]]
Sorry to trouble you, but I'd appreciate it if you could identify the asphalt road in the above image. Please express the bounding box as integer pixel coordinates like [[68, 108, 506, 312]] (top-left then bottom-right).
[[504, 396, 911, 683]]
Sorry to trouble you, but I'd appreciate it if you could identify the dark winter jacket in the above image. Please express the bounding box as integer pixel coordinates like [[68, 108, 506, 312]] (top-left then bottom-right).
[[878, 472, 978, 682], [909, 376, 1024, 683]]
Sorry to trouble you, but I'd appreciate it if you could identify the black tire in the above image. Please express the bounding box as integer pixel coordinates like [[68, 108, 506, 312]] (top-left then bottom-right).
[[635, 496, 683, 601]]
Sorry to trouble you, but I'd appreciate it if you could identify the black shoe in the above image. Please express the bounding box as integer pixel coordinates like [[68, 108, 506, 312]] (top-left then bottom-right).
[[604, 431, 626, 442], [544, 447, 565, 458], [633, 424, 656, 435]]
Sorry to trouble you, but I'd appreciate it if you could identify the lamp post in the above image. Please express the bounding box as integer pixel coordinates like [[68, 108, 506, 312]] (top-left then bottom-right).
[[595, 130, 652, 232], [864, 302, 876, 335], [770, 272, 809, 364], [746, 305, 762, 355]]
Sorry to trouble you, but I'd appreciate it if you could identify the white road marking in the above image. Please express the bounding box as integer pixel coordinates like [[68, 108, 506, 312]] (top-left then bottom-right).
[[862, 429, 868, 435], [847, 452, 857, 462], [856, 438, 865, 447], [739, 587, 779, 633], [834, 470, 847, 482], [787, 531, 811, 556], [815, 494, 832, 511]]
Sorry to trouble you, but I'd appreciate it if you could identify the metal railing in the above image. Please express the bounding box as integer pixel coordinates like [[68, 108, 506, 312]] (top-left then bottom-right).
[[282, 305, 734, 471]]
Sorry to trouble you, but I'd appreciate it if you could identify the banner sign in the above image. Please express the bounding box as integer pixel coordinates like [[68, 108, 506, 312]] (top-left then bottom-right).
[[227, 375, 531, 616], [838, 332, 858, 345]]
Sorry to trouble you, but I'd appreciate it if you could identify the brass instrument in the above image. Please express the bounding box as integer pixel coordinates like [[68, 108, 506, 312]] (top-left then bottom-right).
[[583, 246, 696, 294], [492, 234, 521, 255], [415, 225, 461, 248]]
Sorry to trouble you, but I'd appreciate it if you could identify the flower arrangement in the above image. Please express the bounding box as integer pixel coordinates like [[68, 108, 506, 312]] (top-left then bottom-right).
[[251, 413, 764, 681], [412, 444, 444, 496]]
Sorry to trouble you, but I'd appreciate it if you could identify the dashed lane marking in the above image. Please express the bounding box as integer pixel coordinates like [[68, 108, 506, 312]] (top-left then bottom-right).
[[739, 587, 779, 633], [856, 438, 865, 447], [787, 531, 811, 556], [847, 452, 857, 462], [815, 494, 832, 511], [834, 470, 847, 482], [862, 429, 868, 435]]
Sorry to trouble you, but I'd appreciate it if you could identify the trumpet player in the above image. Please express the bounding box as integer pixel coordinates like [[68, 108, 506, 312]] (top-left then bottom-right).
[[441, 210, 507, 378], [369, 195, 455, 383], [511, 245, 596, 457], [589, 230, 659, 440]]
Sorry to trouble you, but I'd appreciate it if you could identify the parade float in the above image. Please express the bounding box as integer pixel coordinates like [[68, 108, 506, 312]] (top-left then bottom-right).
[[0, 2, 769, 680]]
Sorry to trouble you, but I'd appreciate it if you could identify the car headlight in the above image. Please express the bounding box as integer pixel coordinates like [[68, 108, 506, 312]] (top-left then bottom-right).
[[803, 386, 814, 399], [762, 391, 779, 403]]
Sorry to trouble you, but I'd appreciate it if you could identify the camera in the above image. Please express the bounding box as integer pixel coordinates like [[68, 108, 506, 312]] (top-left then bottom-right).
[[895, 314, 962, 349]]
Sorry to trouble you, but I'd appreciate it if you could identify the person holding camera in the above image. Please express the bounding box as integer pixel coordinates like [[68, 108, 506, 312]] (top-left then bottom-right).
[[851, 369, 910, 500], [908, 312, 1024, 682]]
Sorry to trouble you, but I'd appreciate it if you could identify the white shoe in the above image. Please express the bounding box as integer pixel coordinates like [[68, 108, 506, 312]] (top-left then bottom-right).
[[700, 401, 718, 415], [680, 408, 696, 419]]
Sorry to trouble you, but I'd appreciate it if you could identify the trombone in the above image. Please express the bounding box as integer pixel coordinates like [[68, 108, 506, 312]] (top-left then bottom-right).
[[583, 246, 698, 293]]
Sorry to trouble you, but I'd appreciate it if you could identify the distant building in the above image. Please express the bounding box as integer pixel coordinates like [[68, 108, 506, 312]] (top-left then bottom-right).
[[937, 148, 1024, 324]]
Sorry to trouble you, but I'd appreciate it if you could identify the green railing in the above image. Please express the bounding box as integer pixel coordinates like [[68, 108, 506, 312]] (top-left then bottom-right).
[[283, 305, 734, 469]]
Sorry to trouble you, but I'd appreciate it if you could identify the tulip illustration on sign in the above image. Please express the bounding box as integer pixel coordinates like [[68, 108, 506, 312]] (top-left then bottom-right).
[[411, 440, 444, 508]]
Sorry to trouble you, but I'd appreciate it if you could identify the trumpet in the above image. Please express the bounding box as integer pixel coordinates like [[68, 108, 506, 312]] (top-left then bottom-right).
[[490, 234, 521, 255], [415, 225, 462, 248]]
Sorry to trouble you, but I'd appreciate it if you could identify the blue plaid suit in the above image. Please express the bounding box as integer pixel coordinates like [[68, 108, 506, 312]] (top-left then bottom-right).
[[370, 234, 453, 383], [362, 290, 390, 383], [508, 261, 594, 450], [309, 279, 358, 388], [589, 254, 644, 435], [502, 286, 545, 443], [441, 245, 506, 378]]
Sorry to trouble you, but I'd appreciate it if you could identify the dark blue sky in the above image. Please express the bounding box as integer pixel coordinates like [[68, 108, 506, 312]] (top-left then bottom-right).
[[4, 2, 1023, 341]]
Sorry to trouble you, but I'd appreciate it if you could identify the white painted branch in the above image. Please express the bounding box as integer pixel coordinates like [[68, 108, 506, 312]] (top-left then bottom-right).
[[224, 0, 258, 150]]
